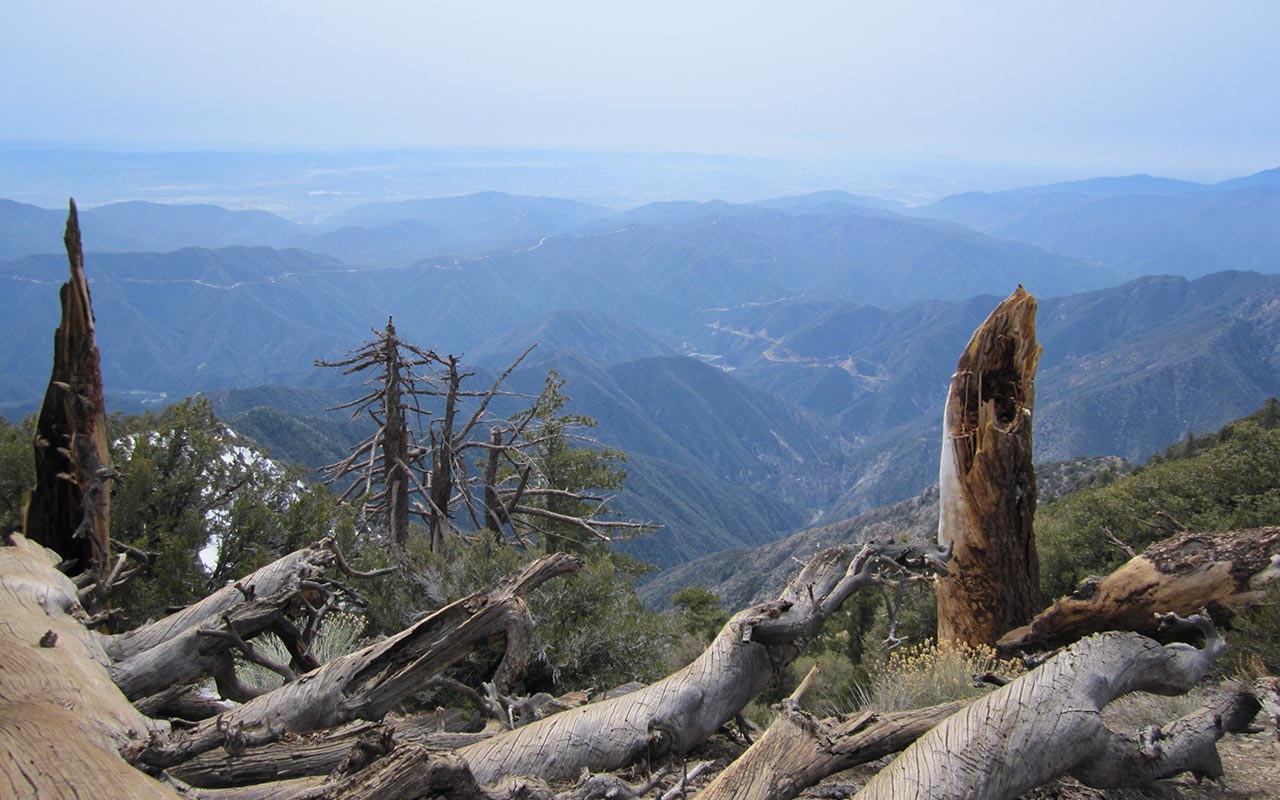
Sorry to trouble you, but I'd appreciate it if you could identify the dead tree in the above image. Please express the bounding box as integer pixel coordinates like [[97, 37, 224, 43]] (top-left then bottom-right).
[[467, 371, 651, 553], [456, 539, 950, 785], [936, 285, 1042, 647], [3, 531, 1263, 800], [855, 615, 1259, 799], [420, 346, 534, 551], [999, 525, 1280, 652], [319, 333, 539, 551], [24, 200, 115, 589], [317, 319, 436, 546]]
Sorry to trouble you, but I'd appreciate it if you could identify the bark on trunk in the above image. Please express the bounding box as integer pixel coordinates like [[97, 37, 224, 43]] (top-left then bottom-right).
[[854, 617, 1257, 800], [0, 534, 178, 799], [23, 200, 114, 583], [936, 285, 1042, 647], [382, 320, 411, 546], [999, 525, 1280, 651], [429, 356, 460, 552], [134, 553, 581, 769], [457, 540, 949, 786]]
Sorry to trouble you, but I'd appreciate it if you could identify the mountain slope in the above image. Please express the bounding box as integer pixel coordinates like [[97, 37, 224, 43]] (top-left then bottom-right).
[[681, 271, 1280, 519], [468, 309, 679, 369]]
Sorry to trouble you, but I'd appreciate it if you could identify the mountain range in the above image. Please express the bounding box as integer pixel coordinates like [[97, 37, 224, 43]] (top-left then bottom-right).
[[909, 169, 1280, 278], [1, 165, 1277, 574]]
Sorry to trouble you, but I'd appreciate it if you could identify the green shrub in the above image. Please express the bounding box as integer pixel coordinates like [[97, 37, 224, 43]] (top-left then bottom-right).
[[1232, 583, 1280, 674], [0, 414, 34, 536], [359, 536, 673, 694], [1036, 416, 1280, 599]]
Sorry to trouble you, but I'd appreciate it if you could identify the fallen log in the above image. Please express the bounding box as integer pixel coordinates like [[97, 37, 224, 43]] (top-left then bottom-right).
[[111, 582, 311, 700], [169, 715, 491, 789], [936, 285, 1042, 647], [854, 614, 1259, 799], [695, 664, 965, 800], [105, 541, 334, 662], [999, 525, 1280, 651], [134, 552, 581, 769], [457, 539, 949, 786]]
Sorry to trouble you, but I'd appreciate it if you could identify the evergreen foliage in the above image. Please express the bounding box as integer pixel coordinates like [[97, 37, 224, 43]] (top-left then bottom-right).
[[520, 371, 628, 554], [1036, 400, 1280, 599], [360, 536, 671, 693], [0, 413, 34, 535], [108, 397, 359, 623]]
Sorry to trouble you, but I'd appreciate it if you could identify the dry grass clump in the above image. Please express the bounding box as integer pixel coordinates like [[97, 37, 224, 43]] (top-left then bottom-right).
[[853, 639, 1025, 712]]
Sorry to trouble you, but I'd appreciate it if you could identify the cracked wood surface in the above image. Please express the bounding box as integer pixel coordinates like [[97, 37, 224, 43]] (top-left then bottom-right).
[[105, 543, 334, 662], [135, 553, 580, 769], [695, 700, 965, 800], [853, 623, 1254, 800], [0, 535, 178, 799]]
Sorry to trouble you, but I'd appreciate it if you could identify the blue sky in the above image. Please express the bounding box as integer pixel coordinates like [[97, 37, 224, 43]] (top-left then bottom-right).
[[3, 1, 1278, 178]]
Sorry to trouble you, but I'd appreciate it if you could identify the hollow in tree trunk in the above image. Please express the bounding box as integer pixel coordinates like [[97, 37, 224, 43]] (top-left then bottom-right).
[[936, 285, 1041, 647]]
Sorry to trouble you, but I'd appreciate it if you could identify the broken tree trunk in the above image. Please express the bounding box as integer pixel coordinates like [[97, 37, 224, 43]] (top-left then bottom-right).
[[696, 664, 965, 800], [854, 616, 1259, 800], [999, 525, 1280, 651], [23, 200, 114, 583], [936, 285, 1042, 647], [134, 552, 581, 769], [457, 539, 949, 786], [0, 534, 178, 799]]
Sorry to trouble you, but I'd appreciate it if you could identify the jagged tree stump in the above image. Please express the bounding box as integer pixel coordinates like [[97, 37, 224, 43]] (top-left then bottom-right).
[[936, 286, 1042, 647], [24, 200, 114, 582]]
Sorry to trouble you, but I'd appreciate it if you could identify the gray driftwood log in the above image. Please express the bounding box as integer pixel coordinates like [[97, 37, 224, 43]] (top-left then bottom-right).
[[457, 539, 950, 785], [854, 615, 1258, 800], [135, 552, 581, 769], [695, 663, 965, 800]]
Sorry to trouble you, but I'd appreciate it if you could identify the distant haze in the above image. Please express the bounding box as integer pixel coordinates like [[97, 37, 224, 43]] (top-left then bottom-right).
[[3, 1, 1278, 181]]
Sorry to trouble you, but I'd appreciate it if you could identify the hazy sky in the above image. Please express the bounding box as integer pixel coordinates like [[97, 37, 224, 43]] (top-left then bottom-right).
[[3, 1, 1278, 178]]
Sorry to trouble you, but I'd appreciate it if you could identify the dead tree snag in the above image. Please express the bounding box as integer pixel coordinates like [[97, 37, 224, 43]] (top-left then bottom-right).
[[24, 200, 115, 586], [936, 285, 1042, 647]]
